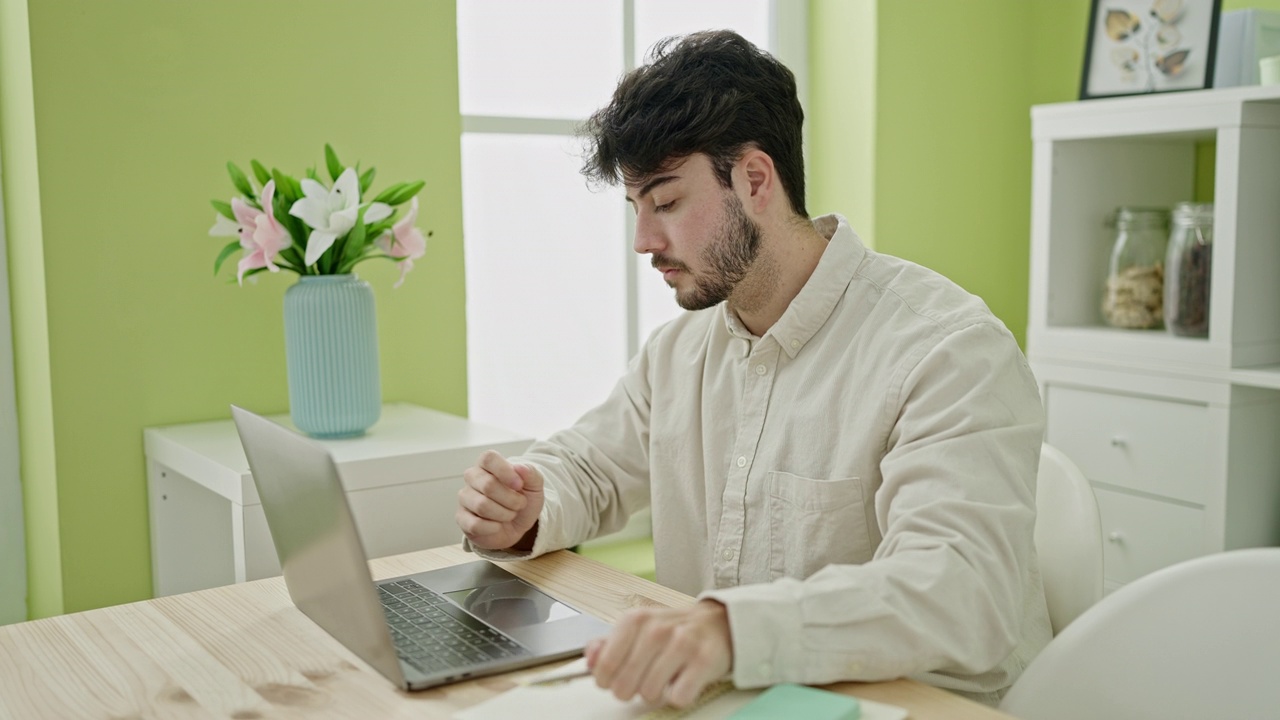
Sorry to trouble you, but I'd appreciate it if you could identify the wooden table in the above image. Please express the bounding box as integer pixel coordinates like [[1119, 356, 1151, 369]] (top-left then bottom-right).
[[0, 545, 1015, 719]]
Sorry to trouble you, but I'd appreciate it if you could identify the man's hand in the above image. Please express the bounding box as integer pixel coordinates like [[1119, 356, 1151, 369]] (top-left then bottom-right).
[[585, 600, 733, 709], [455, 450, 544, 551]]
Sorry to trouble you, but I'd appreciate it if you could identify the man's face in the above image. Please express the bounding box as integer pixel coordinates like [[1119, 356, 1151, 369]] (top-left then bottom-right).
[[625, 154, 763, 311]]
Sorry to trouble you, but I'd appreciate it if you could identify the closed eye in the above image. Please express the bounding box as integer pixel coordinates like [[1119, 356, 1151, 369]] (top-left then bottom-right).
[[655, 199, 677, 213]]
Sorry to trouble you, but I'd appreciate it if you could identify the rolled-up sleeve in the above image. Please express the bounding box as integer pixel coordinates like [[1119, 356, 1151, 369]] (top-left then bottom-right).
[[467, 342, 656, 561]]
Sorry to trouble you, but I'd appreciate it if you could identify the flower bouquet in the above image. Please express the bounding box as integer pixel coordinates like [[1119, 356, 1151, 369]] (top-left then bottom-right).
[[208, 144, 428, 287], [207, 145, 430, 437]]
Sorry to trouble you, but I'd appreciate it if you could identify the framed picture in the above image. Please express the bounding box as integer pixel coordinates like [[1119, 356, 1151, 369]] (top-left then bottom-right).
[[1080, 0, 1223, 99]]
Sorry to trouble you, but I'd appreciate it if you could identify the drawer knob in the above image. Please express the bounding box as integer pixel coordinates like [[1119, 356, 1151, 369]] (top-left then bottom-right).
[[1108, 531, 1124, 544], [1109, 436, 1127, 448]]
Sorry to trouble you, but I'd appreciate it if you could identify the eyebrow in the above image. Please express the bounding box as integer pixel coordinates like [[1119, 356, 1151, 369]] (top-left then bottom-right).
[[625, 175, 679, 205]]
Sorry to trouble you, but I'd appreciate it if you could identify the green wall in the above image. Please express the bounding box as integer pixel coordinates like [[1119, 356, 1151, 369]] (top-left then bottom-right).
[[874, 1, 1035, 346], [1030, 2, 1091, 105], [9, 0, 1277, 620], [825, 0, 1280, 347], [808, 0, 875, 245], [9, 0, 467, 617], [803, 0, 1155, 347]]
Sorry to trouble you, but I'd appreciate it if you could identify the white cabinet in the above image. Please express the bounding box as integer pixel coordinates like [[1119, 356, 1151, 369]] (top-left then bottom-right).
[[1028, 86, 1280, 591], [144, 404, 532, 597]]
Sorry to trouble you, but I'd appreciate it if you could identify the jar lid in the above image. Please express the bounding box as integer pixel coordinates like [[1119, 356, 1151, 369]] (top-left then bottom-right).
[[1173, 201, 1213, 224], [1110, 206, 1169, 229]]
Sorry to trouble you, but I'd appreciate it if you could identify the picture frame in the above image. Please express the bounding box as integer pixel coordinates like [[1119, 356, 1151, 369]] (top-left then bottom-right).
[[1080, 0, 1223, 100]]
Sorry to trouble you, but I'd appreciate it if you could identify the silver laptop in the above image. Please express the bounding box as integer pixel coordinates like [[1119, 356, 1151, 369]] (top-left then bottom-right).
[[230, 405, 612, 690]]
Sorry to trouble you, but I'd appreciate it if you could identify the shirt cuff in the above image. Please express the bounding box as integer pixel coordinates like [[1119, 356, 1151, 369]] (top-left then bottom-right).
[[699, 580, 806, 688], [461, 536, 536, 561], [460, 503, 560, 561]]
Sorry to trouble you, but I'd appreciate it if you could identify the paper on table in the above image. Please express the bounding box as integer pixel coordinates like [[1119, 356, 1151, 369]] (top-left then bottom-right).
[[452, 658, 910, 720]]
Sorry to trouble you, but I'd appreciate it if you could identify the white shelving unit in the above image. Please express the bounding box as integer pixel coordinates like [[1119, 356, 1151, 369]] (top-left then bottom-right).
[[1028, 85, 1280, 592]]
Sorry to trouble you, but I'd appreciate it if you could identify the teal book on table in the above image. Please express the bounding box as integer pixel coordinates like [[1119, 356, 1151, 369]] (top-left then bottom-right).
[[728, 683, 861, 719]]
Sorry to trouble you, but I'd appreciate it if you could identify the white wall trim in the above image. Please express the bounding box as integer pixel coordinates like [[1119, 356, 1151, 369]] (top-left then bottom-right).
[[0, 140, 27, 624], [771, 0, 809, 114], [770, 0, 811, 189], [460, 116, 581, 136]]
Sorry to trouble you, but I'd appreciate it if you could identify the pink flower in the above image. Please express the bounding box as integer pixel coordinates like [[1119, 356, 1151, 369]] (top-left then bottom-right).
[[376, 197, 427, 288], [233, 181, 292, 285]]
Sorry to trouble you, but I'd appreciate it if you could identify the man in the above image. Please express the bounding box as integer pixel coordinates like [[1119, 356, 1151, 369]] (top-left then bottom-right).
[[455, 30, 1050, 708]]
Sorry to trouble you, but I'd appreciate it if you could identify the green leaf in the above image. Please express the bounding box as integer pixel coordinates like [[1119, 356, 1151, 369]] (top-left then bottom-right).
[[271, 169, 305, 206], [229, 266, 270, 284], [271, 188, 290, 219], [343, 206, 369, 265], [213, 239, 241, 276], [359, 167, 376, 195], [272, 256, 305, 275], [273, 193, 308, 247], [271, 193, 309, 264], [365, 217, 395, 240], [286, 219, 308, 249], [324, 143, 343, 182], [383, 180, 425, 206], [227, 162, 255, 198], [249, 160, 271, 186], [210, 199, 235, 220], [287, 174, 304, 201], [270, 169, 296, 203], [281, 243, 307, 271], [306, 167, 320, 181], [337, 252, 398, 275], [371, 181, 409, 204], [328, 206, 369, 274]]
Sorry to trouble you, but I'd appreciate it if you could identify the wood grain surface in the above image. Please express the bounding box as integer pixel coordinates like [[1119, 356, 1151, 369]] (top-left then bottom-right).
[[0, 545, 1014, 719]]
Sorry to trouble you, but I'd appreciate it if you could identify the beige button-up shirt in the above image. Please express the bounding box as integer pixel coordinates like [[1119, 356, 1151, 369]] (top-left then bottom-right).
[[472, 214, 1051, 702]]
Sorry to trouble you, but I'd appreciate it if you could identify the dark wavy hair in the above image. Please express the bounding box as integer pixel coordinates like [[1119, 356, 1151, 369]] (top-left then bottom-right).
[[580, 30, 807, 218]]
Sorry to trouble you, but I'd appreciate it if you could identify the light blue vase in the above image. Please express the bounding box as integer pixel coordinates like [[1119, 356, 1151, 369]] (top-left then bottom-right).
[[283, 274, 381, 438]]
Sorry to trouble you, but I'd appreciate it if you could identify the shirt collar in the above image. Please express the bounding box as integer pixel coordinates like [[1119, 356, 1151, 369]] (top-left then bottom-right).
[[721, 214, 866, 359]]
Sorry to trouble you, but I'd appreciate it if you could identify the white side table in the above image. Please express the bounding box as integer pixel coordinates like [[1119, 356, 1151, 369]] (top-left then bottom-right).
[[144, 403, 532, 597]]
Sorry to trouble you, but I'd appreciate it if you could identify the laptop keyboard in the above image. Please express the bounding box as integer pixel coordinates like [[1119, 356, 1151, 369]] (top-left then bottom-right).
[[378, 579, 530, 675]]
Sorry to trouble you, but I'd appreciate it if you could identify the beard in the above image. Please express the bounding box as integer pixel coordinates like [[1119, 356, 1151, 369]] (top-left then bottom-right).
[[653, 193, 764, 311]]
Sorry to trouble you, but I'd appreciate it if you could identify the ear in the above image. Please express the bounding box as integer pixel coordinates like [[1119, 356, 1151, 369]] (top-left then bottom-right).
[[736, 149, 776, 216]]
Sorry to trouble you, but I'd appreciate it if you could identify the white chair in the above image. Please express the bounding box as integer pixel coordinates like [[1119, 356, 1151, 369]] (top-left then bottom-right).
[[1001, 548, 1280, 720], [1034, 442, 1104, 635]]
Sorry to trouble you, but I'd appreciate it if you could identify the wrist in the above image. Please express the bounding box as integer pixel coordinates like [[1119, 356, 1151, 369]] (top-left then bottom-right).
[[696, 599, 734, 664]]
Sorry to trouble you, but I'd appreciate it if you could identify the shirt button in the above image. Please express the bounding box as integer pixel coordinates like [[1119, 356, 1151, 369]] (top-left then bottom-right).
[[736, 456, 747, 468], [755, 364, 767, 375], [790, 339, 800, 349], [849, 662, 863, 674], [722, 548, 734, 560], [759, 661, 772, 677]]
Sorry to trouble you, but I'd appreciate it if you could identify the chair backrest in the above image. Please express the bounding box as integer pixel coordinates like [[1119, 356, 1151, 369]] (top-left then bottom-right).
[[1034, 443, 1104, 635], [1000, 548, 1280, 720]]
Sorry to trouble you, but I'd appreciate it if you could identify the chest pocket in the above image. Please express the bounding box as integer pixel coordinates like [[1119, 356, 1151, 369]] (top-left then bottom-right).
[[767, 471, 873, 581]]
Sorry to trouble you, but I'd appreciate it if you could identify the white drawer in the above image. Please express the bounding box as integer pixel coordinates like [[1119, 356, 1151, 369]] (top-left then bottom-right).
[[1094, 486, 1206, 586], [1046, 385, 1212, 504]]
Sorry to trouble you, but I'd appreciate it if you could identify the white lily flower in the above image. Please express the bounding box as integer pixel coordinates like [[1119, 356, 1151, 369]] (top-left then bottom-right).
[[209, 213, 242, 237], [289, 168, 392, 266]]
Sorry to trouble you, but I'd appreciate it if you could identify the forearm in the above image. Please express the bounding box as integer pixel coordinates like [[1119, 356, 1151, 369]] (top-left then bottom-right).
[[702, 539, 1025, 688], [463, 449, 637, 561]]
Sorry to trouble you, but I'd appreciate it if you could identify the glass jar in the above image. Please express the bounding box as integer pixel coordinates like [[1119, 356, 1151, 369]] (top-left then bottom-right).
[[1102, 207, 1170, 329], [1163, 202, 1213, 337]]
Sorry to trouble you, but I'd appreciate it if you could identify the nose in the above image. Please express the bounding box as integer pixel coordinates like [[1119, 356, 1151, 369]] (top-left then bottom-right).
[[632, 211, 666, 256]]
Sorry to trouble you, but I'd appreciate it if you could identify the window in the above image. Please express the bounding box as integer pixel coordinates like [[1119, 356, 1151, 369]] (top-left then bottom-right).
[[458, 0, 807, 440]]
